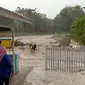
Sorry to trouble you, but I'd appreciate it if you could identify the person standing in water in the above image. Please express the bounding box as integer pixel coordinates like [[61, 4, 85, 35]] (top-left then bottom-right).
[[0, 46, 12, 85]]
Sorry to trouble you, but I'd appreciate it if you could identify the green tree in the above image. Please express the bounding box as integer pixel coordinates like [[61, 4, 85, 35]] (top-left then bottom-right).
[[71, 15, 85, 45], [14, 7, 52, 33], [53, 5, 85, 32]]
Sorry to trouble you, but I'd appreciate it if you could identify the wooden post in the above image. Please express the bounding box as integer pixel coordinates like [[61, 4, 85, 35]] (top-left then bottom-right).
[[45, 46, 47, 71], [12, 27, 15, 73]]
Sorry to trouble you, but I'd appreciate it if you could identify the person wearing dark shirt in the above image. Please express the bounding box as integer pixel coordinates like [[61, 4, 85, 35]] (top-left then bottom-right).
[[0, 46, 12, 85]]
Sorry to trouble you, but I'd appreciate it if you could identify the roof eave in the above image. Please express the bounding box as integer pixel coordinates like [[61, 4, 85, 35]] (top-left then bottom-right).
[[0, 7, 34, 24]]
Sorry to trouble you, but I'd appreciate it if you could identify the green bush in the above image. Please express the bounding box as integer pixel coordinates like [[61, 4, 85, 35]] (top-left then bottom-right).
[[71, 15, 85, 45]]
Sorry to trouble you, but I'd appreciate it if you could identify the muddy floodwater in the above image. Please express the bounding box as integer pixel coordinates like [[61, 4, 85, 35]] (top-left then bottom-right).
[[9, 35, 85, 85]]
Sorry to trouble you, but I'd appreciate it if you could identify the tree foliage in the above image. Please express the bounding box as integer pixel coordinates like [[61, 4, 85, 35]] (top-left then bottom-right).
[[71, 15, 85, 45], [53, 5, 85, 32], [14, 7, 52, 33], [13, 5, 85, 34]]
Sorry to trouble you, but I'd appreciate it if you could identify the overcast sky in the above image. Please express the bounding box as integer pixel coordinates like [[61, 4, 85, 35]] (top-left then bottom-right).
[[0, 0, 85, 18]]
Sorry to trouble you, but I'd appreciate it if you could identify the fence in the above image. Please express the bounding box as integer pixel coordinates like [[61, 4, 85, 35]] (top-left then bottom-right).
[[45, 45, 85, 72]]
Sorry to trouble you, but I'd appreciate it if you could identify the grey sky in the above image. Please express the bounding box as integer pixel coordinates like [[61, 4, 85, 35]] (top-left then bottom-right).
[[0, 0, 85, 18]]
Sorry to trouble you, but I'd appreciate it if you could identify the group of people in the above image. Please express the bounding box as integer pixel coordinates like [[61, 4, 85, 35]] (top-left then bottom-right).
[[0, 41, 12, 85]]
